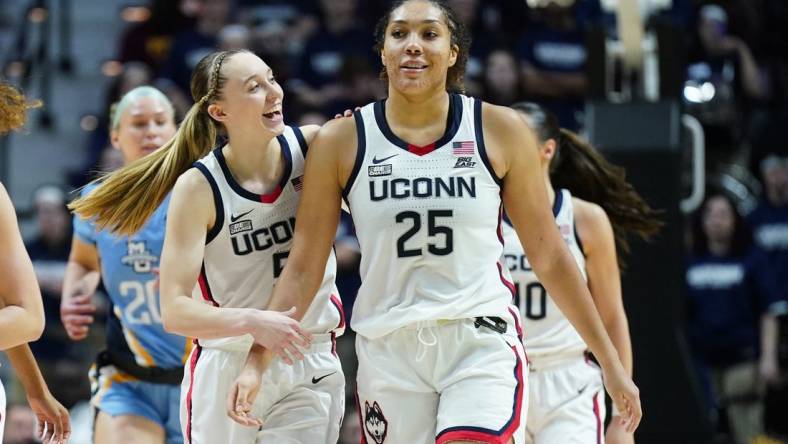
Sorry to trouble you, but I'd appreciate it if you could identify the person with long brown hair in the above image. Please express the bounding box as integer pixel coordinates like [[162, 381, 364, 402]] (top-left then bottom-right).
[[69, 51, 346, 443], [505, 102, 660, 444], [0, 80, 71, 443], [232, 1, 642, 443]]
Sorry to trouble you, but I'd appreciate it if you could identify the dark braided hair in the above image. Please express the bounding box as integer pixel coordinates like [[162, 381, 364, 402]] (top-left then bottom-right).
[[512, 102, 662, 266]]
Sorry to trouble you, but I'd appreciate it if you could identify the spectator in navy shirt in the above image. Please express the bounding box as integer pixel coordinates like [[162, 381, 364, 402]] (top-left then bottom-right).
[[517, 0, 595, 130], [686, 192, 781, 444], [747, 155, 788, 303]]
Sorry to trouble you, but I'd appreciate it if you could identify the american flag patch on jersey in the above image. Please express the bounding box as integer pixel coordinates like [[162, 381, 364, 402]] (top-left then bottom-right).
[[291, 175, 304, 191], [452, 141, 475, 155]]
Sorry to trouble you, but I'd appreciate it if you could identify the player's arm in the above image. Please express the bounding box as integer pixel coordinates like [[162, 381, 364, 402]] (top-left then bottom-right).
[[5, 342, 70, 442], [575, 198, 635, 443], [60, 236, 101, 340], [487, 103, 641, 432], [0, 183, 44, 349], [160, 169, 310, 360], [575, 199, 632, 377]]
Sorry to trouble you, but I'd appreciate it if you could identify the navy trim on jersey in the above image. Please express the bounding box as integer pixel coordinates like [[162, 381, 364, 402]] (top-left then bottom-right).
[[293, 125, 308, 157], [552, 188, 563, 217], [373, 93, 462, 153], [342, 110, 366, 202], [193, 162, 224, 244], [474, 98, 503, 186], [213, 139, 293, 204], [574, 224, 586, 256], [105, 301, 138, 367]]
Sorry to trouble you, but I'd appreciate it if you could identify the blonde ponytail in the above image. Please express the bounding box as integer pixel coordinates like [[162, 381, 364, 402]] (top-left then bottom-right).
[[70, 49, 243, 236], [69, 102, 216, 235]]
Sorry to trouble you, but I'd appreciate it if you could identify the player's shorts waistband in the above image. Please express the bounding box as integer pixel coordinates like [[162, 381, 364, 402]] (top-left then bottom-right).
[[528, 350, 593, 372], [197, 333, 336, 354]]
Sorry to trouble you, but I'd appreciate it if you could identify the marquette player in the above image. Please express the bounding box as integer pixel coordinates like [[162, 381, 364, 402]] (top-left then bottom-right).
[[70, 51, 344, 444], [503, 103, 660, 444], [61, 86, 187, 444], [0, 80, 71, 444], [241, 1, 642, 443]]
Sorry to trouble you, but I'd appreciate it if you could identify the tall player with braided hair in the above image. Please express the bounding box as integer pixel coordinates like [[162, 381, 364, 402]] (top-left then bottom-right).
[[505, 102, 660, 444], [0, 80, 71, 443], [70, 50, 346, 443], [235, 1, 642, 443]]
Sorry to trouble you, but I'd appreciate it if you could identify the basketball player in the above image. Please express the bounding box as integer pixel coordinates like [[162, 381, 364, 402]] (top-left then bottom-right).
[[236, 1, 642, 443], [0, 80, 71, 444], [70, 50, 345, 444], [504, 103, 660, 444], [61, 86, 188, 443]]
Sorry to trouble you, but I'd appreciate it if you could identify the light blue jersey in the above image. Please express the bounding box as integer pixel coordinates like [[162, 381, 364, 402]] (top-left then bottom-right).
[[76, 184, 187, 443], [75, 184, 192, 369]]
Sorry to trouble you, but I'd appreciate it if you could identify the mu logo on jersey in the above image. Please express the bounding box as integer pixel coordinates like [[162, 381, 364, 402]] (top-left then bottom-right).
[[121, 241, 158, 273], [364, 401, 388, 444], [230, 217, 296, 256]]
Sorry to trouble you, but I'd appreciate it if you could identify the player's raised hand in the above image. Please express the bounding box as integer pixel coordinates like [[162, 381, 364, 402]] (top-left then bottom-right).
[[602, 363, 642, 434], [227, 363, 264, 428], [28, 390, 71, 444], [60, 281, 97, 340], [249, 307, 312, 365]]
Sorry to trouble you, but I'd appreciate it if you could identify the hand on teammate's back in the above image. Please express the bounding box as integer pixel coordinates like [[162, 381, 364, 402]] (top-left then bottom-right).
[[60, 287, 96, 340], [602, 363, 642, 433], [249, 307, 312, 365], [28, 390, 71, 444]]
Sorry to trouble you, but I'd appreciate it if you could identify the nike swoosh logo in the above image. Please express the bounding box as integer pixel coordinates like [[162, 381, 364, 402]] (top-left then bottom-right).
[[312, 371, 337, 384], [577, 384, 588, 395], [230, 209, 253, 222], [372, 154, 398, 164]]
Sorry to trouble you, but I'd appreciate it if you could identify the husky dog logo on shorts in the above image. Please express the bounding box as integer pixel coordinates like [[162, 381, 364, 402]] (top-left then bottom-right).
[[364, 401, 388, 443]]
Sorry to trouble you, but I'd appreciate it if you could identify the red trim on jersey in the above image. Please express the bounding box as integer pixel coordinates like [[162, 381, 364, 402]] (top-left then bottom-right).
[[497, 262, 516, 299], [260, 185, 283, 204], [435, 345, 524, 444], [507, 306, 524, 347], [198, 265, 219, 307], [330, 294, 346, 329], [593, 392, 602, 444], [355, 391, 368, 444], [407, 142, 436, 156], [185, 344, 203, 444], [330, 331, 337, 357]]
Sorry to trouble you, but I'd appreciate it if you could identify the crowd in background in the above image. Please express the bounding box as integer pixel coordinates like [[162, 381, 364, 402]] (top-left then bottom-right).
[[1, 0, 787, 443]]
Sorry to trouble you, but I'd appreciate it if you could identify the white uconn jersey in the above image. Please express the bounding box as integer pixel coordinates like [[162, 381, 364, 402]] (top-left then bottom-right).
[[502, 189, 587, 363], [192, 126, 344, 348], [345, 94, 516, 339]]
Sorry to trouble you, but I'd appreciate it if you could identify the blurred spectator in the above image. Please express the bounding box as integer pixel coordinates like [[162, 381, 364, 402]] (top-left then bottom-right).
[[118, 0, 195, 76], [289, 0, 374, 114], [684, 4, 770, 166], [3, 404, 36, 444], [25, 186, 90, 408], [747, 155, 788, 302], [218, 23, 251, 51], [686, 192, 781, 444], [480, 50, 527, 106], [159, 0, 233, 100], [517, 0, 592, 130], [298, 110, 328, 127], [238, 0, 319, 55]]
